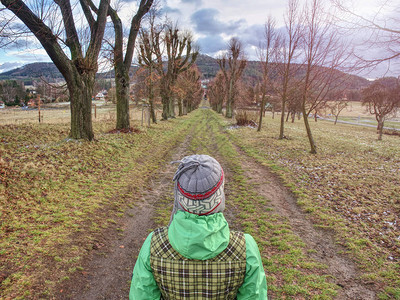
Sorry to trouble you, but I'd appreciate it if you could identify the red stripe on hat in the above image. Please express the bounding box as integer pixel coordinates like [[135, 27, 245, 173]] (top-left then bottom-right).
[[177, 169, 224, 200]]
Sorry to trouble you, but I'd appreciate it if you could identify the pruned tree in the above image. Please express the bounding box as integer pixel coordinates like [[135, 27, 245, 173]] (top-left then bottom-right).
[[106, 0, 153, 130], [139, 21, 198, 120], [175, 65, 202, 115], [208, 71, 226, 114], [1, 0, 110, 140], [362, 77, 400, 140], [235, 80, 254, 110], [137, 14, 163, 123], [132, 66, 160, 123], [217, 37, 247, 118], [258, 16, 277, 131]]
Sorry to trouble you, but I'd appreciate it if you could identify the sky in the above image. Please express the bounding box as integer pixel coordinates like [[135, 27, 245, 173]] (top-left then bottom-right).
[[0, 0, 398, 79]]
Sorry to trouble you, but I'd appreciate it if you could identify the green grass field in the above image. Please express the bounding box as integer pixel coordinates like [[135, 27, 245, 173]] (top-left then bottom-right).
[[1, 107, 399, 299], [230, 113, 400, 299], [0, 116, 194, 298]]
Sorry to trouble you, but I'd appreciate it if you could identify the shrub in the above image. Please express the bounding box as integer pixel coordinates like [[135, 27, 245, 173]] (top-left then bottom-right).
[[235, 110, 258, 127]]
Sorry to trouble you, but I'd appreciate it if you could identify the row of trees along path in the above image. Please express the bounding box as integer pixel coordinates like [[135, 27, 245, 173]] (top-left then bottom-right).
[[0, 0, 153, 139], [55, 109, 377, 299]]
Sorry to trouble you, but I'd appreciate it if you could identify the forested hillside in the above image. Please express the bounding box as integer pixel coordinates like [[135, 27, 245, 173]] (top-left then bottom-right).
[[0, 54, 370, 92]]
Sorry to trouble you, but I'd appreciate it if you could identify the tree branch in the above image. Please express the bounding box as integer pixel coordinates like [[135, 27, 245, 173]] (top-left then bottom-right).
[[124, 0, 153, 69], [0, 0, 72, 80], [79, 0, 95, 32], [54, 0, 82, 59]]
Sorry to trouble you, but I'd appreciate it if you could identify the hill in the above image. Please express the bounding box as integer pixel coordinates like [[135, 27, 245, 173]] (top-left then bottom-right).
[[0, 55, 370, 91], [0, 62, 63, 83]]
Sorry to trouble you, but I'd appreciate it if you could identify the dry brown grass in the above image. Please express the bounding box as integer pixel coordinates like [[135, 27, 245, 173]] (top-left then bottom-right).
[[0, 102, 161, 126]]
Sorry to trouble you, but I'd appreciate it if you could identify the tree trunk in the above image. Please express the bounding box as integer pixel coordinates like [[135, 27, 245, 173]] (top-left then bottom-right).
[[160, 78, 169, 120], [183, 99, 188, 115], [302, 107, 317, 154], [225, 100, 232, 118], [149, 98, 156, 123], [226, 80, 234, 118], [279, 99, 286, 139], [69, 73, 95, 140], [257, 93, 266, 132], [149, 68, 157, 124], [161, 95, 169, 120], [334, 115, 338, 125], [377, 120, 384, 140], [286, 110, 290, 122], [178, 98, 183, 116], [169, 97, 175, 118], [115, 65, 131, 129], [217, 100, 223, 114]]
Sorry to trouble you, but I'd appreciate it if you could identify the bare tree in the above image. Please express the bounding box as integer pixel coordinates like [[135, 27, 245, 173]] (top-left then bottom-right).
[[362, 77, 400, 140], [257, 16, 276, 131], [132, 66, 160, 123], [286, 84, 302, 123], [137, 13, 163, 123], [106, 0, 153, 130], [275, 0, 303, 139], [139, 22, 198, 120], [328, 95, 348, 125], [175, 65, 202, 115], [299, 0, 351, 153], [217, 37, 247, 118], [208, 71, 226, 114], [0, 0, 110, 140]]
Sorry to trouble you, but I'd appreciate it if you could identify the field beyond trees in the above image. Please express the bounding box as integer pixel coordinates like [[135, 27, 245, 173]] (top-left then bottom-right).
[[0, 107, 399, 299]]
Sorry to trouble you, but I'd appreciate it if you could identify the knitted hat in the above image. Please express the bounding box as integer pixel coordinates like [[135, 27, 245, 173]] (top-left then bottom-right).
[[171, 154, 225, 218]]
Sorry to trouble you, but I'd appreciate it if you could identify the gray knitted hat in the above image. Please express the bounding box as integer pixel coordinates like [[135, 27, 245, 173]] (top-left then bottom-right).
[[170, 154, 225, 219]]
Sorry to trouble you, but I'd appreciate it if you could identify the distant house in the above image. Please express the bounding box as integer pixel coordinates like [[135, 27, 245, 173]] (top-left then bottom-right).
[[0, 101, 4, 109], [95, 90, 108, 100]]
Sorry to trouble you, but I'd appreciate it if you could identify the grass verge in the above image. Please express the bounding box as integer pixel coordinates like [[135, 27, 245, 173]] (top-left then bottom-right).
[[228, 113, 400, 299], [0, 117, 193, 299]]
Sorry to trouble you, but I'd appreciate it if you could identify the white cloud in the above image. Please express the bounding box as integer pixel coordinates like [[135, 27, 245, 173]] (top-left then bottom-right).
[[0, 62, 23, 74]]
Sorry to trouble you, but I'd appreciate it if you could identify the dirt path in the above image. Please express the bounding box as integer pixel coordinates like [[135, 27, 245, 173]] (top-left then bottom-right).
[[234, 146, 376, 299], [58, 111, 376, 299], [57, 136, 193, 300]]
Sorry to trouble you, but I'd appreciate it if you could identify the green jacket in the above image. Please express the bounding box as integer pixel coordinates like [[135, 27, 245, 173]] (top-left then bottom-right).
[[129, 211, 268, 299]]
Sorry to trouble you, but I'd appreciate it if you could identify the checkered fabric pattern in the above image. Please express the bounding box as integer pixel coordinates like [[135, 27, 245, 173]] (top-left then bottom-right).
[[150, 227, 247, 300]]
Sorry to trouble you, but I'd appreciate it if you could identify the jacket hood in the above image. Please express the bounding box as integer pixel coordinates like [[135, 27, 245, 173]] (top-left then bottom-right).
[[168, 210, 230, 260]]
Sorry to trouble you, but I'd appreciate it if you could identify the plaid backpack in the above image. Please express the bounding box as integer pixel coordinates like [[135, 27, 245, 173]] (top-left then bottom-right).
[[150, 227, 247, 299]]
